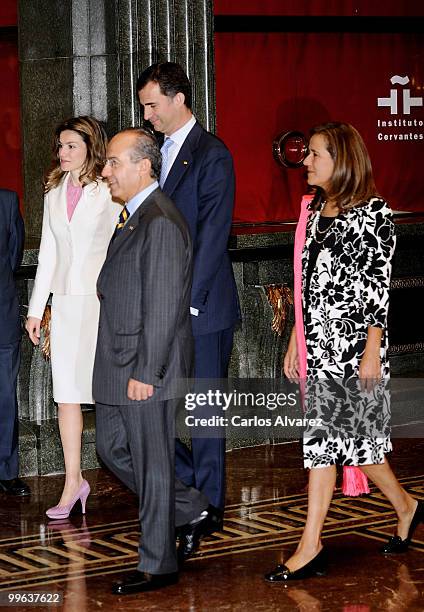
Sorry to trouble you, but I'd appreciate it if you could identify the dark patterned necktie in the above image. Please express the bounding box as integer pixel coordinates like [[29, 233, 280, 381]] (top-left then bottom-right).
[[111, 205, 129, 242]]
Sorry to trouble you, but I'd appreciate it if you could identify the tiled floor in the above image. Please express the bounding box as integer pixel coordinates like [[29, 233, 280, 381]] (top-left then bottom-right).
[[0, 439, 423, 611]]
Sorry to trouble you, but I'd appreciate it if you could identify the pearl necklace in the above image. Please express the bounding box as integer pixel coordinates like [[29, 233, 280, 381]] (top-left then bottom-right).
[[311, 202, 338, 244]]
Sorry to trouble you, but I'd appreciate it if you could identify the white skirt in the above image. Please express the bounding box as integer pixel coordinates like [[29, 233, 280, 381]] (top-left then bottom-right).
[[50, 294, 100, 404]]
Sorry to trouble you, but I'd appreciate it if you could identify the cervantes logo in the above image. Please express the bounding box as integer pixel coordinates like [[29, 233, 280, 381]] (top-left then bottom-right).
[[376, 75, 423, 141]]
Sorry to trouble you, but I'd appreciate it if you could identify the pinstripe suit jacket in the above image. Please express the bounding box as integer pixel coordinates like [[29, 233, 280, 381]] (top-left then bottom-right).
[[93, 186, 194, 406]]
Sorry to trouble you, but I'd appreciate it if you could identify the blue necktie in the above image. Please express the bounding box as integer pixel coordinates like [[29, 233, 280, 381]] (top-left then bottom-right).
[[159, 138, 174, 188]]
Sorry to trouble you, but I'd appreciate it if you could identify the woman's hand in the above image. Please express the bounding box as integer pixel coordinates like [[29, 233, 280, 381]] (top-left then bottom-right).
[[359, 353, 381, 391], [359, 326, 382, 392], [26, 316, 41, 345], [284, 328, 300, 381]]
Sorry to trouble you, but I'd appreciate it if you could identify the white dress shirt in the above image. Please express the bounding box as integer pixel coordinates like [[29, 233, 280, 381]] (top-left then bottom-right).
[[161, 115, 197, 184]]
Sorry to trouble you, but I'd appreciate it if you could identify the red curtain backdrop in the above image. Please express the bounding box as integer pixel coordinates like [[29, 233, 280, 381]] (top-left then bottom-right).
[[0, 0, 17, 26], [214, 1, 424, 17], [0, 38, 22, 203], [0, 1, 22, 206], [215, 31, 424, 222]]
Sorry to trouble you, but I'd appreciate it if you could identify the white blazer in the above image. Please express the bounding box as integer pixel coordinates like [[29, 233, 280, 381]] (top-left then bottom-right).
[[28, 173, 121, 320]]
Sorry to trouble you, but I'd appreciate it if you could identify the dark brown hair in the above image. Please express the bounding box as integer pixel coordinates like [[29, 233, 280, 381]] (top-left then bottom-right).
[[136, 62, 192, 110], [44, 116, 107, 193], [308, 122, 378, 211]]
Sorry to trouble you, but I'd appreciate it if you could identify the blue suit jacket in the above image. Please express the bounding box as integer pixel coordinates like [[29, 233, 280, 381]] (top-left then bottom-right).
[[162, 122, 240, 336], [0, 190, 24, 345]]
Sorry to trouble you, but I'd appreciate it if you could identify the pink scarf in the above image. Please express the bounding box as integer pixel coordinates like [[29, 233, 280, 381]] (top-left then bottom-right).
[[294, 195, 369, 496]]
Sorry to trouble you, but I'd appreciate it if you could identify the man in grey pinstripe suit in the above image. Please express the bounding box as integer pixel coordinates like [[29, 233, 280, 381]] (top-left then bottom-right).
[[93, 128, 210, 595]]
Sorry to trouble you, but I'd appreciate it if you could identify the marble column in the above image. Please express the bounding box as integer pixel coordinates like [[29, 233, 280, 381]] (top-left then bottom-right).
[[115, 0, 215, 132]]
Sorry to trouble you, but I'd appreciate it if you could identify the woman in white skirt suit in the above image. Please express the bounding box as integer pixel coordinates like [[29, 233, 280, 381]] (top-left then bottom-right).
[[26, 116, 120, 518]]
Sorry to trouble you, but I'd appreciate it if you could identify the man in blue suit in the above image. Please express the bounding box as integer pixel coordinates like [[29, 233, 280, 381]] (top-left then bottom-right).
[[0, 189, 30, 496], [137, 63, 240, 559]]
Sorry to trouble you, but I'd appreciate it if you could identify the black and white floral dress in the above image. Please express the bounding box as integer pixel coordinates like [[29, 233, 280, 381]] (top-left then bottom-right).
[[302, 197, 396, 468]]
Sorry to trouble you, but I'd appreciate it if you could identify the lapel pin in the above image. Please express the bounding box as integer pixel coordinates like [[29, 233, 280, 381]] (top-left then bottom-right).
[[183, 160, 188, 165], [129, 225, 134, 230]]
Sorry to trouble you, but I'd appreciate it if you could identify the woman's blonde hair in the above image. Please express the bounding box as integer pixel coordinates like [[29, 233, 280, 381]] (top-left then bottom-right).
[[309, 122, 378, 211], [44, 116, 107, 193]]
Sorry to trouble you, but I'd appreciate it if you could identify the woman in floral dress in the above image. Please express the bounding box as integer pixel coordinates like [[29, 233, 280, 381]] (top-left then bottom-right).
[[265, 122, 423, 582]]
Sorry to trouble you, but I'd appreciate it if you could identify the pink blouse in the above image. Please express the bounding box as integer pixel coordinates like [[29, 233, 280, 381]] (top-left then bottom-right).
[[67, 180, 83, 221]]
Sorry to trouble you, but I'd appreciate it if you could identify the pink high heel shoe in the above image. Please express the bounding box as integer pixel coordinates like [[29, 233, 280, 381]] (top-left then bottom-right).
[[46, 479, 90, 520]]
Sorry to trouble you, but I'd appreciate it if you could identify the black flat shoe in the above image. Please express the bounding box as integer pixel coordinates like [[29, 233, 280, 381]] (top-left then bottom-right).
[[381, 500, 424, 554], [264, 548, 327, 582], [112, 570, 178, 595], [177, 505, 223, 564], [0, 478, 31, 496]]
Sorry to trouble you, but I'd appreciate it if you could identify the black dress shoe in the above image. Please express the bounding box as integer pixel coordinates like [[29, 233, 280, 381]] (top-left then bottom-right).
[[0, 478, 30, 496], [264, 548, 327, 582], [381, 500, 424, 554], [177, 505, 223, 564], [112, 570, 178, 595]]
